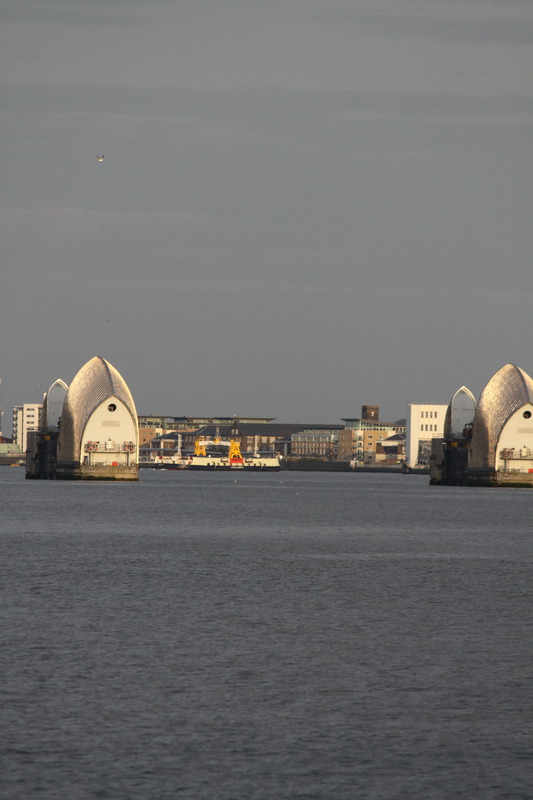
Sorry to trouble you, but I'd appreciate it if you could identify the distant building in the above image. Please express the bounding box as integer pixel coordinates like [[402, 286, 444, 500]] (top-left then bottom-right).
[[137, 415, 173, 430], [138, 426, 161, 447], [339, 406, 405, 463], [138, 415, 275, 432], [375, 432, 406, 462], [137, 416, 280, 446], [140, 429, 199, 464], [137, 419, 342, 460], [362, 405, 379, 421], [173, 416, 275, 428], [405, 403, 447, 468], [290, 427, 343, 460], [12, 403, 43, 452], [235, 422, 335, 455]]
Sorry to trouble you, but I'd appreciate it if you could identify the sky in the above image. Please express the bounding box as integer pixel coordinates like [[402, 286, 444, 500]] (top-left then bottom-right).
[[1, 0, 533, 433]]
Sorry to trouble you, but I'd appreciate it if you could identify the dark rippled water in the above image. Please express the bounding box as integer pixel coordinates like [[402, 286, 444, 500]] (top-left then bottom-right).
[[2, 468, 532, 799]]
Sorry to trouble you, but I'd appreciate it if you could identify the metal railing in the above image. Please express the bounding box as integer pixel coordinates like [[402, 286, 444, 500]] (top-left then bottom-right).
[[85, 441, 136, 453], [499, 448, 533, 460]]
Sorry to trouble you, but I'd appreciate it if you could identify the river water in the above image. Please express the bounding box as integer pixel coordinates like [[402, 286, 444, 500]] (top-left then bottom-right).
[[1, 468, 532, 799]]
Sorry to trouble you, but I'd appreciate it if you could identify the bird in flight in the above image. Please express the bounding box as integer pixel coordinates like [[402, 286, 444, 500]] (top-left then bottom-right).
[[97, 155, 105, 161]]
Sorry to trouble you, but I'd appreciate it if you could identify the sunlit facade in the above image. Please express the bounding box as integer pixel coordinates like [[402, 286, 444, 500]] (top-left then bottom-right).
[[467, 364, 533, 485], [56, 356, 138, 480], [405, 403, 447, 468], [12, 403, 43, 452]]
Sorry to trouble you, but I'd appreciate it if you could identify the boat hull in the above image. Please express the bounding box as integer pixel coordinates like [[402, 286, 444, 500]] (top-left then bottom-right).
[[187, 463, 280, 471], [187, 455, 281, 471]]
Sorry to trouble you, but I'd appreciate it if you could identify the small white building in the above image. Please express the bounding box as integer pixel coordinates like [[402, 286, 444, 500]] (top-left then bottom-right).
[[12, 403, 43, 452], [406, 403, 447, 468]]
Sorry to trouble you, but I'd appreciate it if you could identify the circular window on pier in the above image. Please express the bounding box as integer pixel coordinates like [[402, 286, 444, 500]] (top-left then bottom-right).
[[523, 410, 532, 419], [108, 403, 117, 412]]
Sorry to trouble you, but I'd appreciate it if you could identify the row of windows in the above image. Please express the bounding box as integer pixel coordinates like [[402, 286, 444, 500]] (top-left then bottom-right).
[[420, 424, 438, 432], [420, 410, 438, 419]]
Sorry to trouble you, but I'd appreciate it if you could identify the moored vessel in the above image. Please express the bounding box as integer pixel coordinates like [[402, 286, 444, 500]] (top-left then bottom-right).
[[186, 437, 281, 471]]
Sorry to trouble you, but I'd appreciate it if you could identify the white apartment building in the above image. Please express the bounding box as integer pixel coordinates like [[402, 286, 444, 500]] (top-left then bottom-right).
[[12, 404, 43, 452], [406, 404, 447, 468]]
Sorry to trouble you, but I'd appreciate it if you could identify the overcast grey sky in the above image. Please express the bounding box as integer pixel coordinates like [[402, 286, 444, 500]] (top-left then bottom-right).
[[1, 0, 532, 431]]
